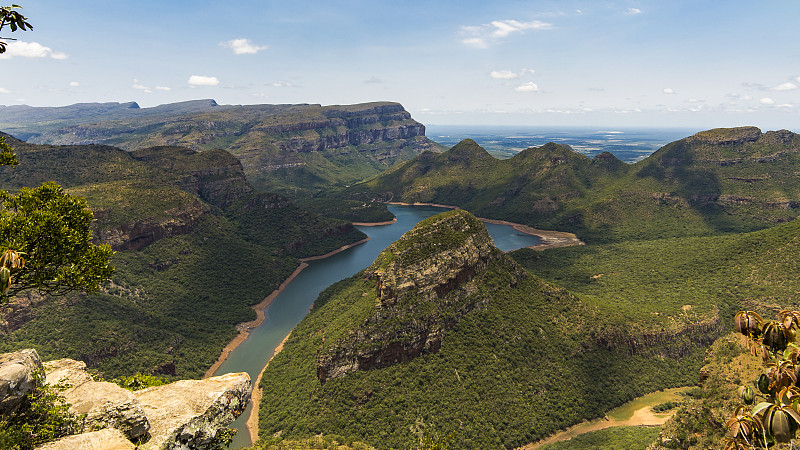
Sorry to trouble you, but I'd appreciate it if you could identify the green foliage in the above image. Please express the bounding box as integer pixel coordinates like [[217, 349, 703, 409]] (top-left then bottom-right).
[[537, 426, 661, 450], [352, 129, 800, 244], [247, 435, 376, 449], [0, 138, 366, 378], [0, 4, 32, 54], [258, 259, 702, 449], [296, 198, 394, 223], [0, 379, 83, 449], [111, 372, 170, 391], [0, 182, 115, 301], [652, 401, 681, 413], [0, 135, 18, 165]]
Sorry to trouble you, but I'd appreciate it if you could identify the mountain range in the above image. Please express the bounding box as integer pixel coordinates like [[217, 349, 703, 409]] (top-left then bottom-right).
[[0, 100, 442, 196]]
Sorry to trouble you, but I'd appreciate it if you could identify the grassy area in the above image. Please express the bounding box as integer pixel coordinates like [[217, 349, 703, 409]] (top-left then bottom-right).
[[537, 426, 661, 450]]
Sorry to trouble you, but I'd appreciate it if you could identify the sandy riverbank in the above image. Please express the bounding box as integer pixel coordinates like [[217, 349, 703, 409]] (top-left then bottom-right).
[[246, 331, 292, 443], [352, 217, 397, 226], [386, 201, 584, 250], [203, 237, 370, 379]]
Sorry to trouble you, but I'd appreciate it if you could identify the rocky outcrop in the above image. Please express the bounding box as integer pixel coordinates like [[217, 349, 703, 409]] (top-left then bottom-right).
[[1, 352, 252, 450], [36, 428, 136, 450], [317, 210, 526, 382], [131, 147, 256, 210], [44, 359, 150, 441], [0, 349, 44, 415], [135, 372, 251, 450], [584, 309, 724, 359], [93, 199, 210, 251]]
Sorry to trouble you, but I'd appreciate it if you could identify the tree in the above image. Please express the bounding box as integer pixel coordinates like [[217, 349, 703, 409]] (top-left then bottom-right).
[[0, 4, 31, 53], [724, 310, 800, 448], [1, 136, 113, 303]]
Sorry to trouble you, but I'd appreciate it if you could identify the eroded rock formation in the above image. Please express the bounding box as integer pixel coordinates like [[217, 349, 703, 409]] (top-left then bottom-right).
[[0, 350, 251, 450], [317, 210, 526, 382]]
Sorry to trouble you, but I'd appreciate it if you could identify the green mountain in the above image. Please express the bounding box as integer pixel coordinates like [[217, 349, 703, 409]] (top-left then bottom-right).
[[351, 127, 800, 243], [0, 133, 365, 379], [0, 100, 443, 196], [257, 210, 711, 449]]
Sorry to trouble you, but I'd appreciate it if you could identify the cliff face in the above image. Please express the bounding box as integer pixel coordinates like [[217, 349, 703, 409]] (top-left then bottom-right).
[[316, 210, 526, 382], [2, 101, 441, 194]]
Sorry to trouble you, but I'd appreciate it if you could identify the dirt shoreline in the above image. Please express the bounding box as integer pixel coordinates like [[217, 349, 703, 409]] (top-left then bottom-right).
[[352, 217, 397, 226], [517, 387, 688, 449], [203, 237, 370, 379], [386, 201, 584, 250]]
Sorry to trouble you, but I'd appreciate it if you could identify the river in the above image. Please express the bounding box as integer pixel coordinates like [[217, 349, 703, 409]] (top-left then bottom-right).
[[211, 204, 542, 448]]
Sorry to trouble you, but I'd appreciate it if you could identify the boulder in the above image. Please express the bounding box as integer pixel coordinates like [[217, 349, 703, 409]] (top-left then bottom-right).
[[35, 428, 136, 450], [0, 348, 44, 415], [134, 372, 251, 450], [44, 359, 150, 441]]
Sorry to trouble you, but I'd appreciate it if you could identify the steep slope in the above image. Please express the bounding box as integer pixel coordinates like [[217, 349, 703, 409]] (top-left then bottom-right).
[[257, 210, 711, 449], [0, 134, 365, 378], [1, 101, 442, 196], [352, 128, 800, 243]]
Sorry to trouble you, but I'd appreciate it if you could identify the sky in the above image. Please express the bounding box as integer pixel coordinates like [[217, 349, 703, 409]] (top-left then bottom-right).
[[1, 1, 800, 130]]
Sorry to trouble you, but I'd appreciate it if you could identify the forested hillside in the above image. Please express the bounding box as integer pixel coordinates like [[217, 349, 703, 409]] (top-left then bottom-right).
[[0, 133, 365, 379], [352, 127, 800, 243]]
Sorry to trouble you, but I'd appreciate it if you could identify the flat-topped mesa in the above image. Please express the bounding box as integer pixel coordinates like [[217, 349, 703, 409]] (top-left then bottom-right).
[[365, 209, 498, 303], [317, 210, 526, 383]]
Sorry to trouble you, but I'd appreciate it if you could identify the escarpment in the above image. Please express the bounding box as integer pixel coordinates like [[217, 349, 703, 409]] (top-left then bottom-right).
[[316, 210, 526, 382], [1, 101, 442, 194]]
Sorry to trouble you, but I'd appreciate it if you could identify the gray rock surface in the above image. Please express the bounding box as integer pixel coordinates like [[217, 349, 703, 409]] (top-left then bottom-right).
[[44, 359, 150, 440], [35, 428, 136, 450], [135, 372, 251, 450], [0, 348, 44, 415]]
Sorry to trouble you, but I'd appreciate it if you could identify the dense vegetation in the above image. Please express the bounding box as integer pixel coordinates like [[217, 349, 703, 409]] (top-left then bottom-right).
[[350, 128, 800, 243], [257, 215, 707, 449], [0, 135, 366, 379], [537, 426, 662, 450]]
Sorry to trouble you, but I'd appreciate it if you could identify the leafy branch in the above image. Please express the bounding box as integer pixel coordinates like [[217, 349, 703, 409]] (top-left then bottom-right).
[[0, 4, 32, 53]]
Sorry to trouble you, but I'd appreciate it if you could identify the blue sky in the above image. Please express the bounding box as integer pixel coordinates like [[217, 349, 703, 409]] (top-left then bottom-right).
[[1, 1, 800, 129]]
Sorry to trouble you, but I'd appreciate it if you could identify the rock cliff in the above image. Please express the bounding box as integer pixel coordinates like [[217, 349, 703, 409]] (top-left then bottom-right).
[[0, 350, 251, 450], [317, 210, 526, 382], [1, 101, 441, 194]]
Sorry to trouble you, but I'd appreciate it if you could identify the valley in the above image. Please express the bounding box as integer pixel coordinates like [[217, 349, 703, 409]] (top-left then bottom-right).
[[2, 101, 800, 449]]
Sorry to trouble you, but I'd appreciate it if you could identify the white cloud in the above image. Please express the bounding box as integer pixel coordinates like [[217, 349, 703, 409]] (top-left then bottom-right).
[[131, 79, 152, 93], [188, 75, 220, 86], [490, 68, 536, 79], [489, 20, 552, 38], [626, 8, 642, 15], [69, 81, 80, 87], [663, 88, 676, 94], [760, 97, 775, 104], [0, 87, 10, 94], [155, 86, 171, 91], [221, 38, 268, 55], [773, 82, 798, 91], [0, 41, 68, 59], [490, 70, 518, 79], [461, 38, 488, 49], [461, 19, 552, 48], [364, 76, 383, 84], [515, 82, 540, 92], [271, 81, 295, 88]]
